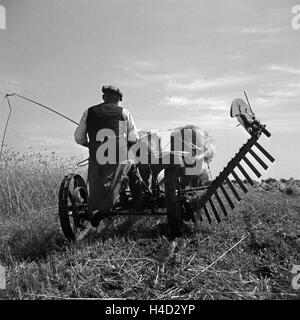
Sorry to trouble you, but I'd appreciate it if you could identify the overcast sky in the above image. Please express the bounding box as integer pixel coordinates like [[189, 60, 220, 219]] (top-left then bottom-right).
[[0, 0, 299, 180]]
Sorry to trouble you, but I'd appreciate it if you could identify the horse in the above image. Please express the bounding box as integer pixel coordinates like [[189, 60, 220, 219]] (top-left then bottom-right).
[[170, 124, 215, 188], [135, 126, 215, 189]]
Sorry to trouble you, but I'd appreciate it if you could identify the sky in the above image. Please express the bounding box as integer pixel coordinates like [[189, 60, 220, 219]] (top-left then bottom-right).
[[0, 0, 300, 180]]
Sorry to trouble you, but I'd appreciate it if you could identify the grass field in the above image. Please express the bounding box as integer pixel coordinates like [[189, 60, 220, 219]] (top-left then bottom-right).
[[0, 148, 299, 300]]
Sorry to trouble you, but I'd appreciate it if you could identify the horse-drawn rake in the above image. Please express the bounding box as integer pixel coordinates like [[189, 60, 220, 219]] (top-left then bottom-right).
[[58, 98, 275, 241]]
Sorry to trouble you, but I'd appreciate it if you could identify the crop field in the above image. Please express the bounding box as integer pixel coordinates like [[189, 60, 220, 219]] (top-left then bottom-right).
[[0, 148, 299, 300]]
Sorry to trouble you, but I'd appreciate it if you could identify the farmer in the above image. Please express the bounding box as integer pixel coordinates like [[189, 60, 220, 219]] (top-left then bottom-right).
[[74, 85, 143, 226]]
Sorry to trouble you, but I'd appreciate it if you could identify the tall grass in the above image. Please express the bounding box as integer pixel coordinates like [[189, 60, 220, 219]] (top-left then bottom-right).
[[0, 147, 83, 264], [0, 147, 82, 217]]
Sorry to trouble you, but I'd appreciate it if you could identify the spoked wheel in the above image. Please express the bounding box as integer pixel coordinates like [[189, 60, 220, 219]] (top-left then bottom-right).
[[58, 174, 89, 241], [164, 167, 183, 238]]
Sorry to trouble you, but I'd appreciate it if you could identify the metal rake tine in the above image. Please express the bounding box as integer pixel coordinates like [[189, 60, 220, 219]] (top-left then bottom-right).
[[231, 170, 248, 193], [243, 155, 261, 178], [208, 198, 221, 223], [225, 177, 241, 201], [202, 203, 212, 224], [254, 142, 275, 163], [220, 184, 235, 209], [214, 190, 228, 217], [248, 149, 268, 170], [237, 163, 254, 185]]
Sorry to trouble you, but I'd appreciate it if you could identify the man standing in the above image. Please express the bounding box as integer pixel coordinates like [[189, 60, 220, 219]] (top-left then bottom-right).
[[75, 85, 143, 227]]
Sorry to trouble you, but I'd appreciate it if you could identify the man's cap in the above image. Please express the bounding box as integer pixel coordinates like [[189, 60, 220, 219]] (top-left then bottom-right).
[[102, 85, 123, 101]]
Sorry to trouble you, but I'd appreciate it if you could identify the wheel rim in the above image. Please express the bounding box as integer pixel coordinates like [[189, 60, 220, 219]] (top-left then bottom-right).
[[59, 174, 88, 241]]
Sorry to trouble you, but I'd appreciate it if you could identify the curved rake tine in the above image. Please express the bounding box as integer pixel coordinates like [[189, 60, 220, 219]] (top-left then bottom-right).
[[237, 163, 254, 185], [214, 190, 228, 217], [231, 170, 248, 193], [220, 184, 235, 209], [226, 177, 241, 201], [243, 156, 261, 178], [254, 142, 275, 163], [208, 198, 221, 223], [248, 149, 268, 170]]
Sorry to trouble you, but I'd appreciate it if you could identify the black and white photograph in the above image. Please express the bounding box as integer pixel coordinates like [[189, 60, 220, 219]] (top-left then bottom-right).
[[0, 0, 299, 304]]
